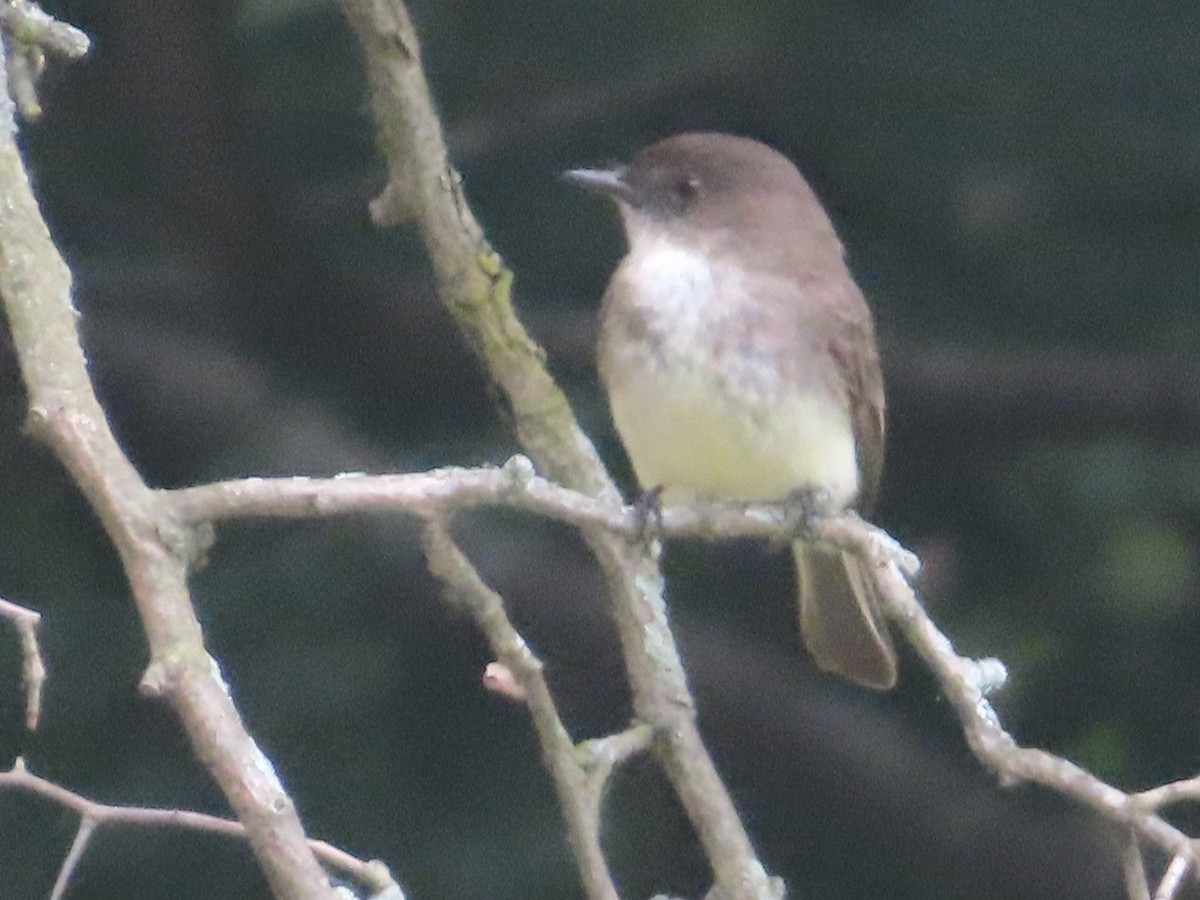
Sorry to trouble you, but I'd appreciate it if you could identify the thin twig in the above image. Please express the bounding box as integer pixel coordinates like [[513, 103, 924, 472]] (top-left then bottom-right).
[[420, 518, 621, 900], [0, 596, 45, 730], [0, 0, 89, 120], [822, 519, 1200, 884], [1154, 855, 1192, 900], [577, 725, 654, 808], [1134, 776, 1200, 810], [0, 759, 401, 897], [0, 1, 90, 58], [1122, 839, 1152, 900], [167, 457, 916, 574], [49, 816, 96, 900]]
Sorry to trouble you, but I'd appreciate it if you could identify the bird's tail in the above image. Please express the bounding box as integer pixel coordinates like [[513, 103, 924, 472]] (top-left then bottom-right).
[[793, 540, 897, 690]]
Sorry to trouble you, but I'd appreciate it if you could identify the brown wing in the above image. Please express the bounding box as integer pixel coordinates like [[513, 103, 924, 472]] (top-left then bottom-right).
[[823, 280, 886, 514], [719, 213, 886, 513], [749, 268, 886, 514]]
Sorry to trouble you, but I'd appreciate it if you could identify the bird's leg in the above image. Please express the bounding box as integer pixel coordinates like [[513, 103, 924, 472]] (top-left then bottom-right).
[[770, 486, 836, 551], [632, 484, 666, 548]]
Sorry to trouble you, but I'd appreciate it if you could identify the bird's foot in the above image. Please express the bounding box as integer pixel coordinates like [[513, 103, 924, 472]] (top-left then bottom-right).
[[770, 486, 836, 550], [632, 484, 665, 548]]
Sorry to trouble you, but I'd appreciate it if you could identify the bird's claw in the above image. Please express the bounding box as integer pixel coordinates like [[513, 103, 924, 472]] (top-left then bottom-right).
[[769, 486, 835, 550], [632, 484, 666, 547]]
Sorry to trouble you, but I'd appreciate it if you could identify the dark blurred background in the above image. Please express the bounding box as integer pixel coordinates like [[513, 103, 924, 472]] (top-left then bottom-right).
[[0, 0, 1198, 898]]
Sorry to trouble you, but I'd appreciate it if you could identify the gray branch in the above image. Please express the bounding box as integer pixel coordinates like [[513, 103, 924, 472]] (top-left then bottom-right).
[[340, 2, 781, 896], [171, 458, 1200, 897], [0, 11, 357, 900]]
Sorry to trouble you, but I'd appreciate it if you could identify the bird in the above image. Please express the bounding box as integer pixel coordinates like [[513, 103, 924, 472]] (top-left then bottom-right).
[[564, 132, 896, 689]]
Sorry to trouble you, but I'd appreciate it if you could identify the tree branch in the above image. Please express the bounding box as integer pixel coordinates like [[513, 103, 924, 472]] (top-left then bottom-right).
[[171, 458, 1200, 896], [0, 12, 347, 900], [814, 515, 1200, 892], [420, 518, 626, 900], [340, 2, 780, 896], [0, 759, 400, 899], [167, 460, 918, 575]]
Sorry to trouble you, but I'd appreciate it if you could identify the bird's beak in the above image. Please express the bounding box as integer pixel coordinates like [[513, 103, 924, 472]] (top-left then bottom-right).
[[561, 166, 635, 203]]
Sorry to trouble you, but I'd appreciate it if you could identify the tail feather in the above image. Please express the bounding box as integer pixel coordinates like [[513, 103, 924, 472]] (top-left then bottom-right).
[[793, 541, 897, 690]]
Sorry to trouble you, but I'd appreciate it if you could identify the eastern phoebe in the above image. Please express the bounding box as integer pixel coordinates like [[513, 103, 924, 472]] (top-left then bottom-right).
[[565, 132, 896, 690]]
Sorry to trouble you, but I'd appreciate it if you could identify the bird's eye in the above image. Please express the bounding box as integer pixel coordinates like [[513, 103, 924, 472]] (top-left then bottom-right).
[[674, 175, 701, 207]]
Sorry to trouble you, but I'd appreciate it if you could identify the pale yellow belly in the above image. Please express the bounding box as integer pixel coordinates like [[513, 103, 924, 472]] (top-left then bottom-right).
[[607, 364, 859, 506]]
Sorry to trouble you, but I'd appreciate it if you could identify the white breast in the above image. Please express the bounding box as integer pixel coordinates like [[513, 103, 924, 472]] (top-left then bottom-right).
[[602, 237, 859, 506], [624, 238, 717, 332]]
